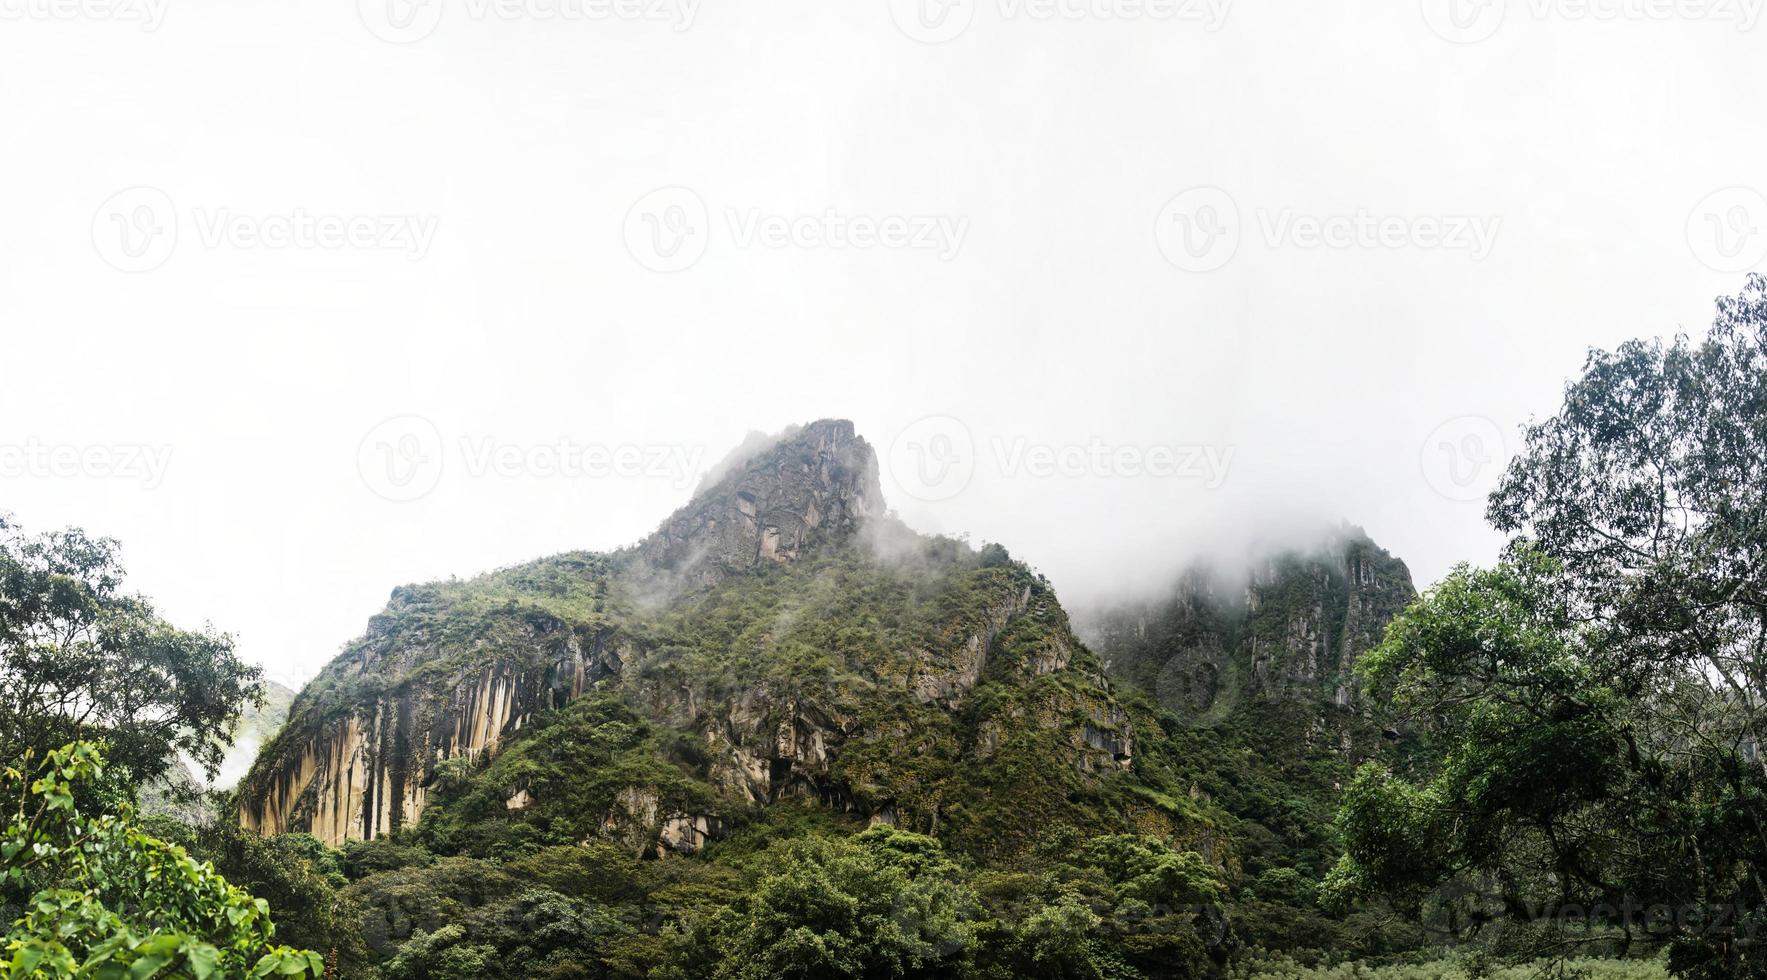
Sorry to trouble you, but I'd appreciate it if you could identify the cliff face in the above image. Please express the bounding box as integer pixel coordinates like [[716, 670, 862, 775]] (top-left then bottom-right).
[[630, 420, 882, 588], [237, 590, 624, 843], [1081, 526, 1416, 724], [237, 421, 1190, 857], [1076, 528, 1417, 895]]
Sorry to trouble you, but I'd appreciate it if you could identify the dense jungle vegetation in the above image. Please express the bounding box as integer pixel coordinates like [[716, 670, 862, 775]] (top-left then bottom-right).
[[5, 275, 1766, 978]]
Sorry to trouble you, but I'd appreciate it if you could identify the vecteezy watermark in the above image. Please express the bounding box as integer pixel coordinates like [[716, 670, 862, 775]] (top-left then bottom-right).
[[623, 186, 970, 273], [1421, 0, 1763, 43], [888, 415, 978, 502], [92, 187, 179, 273], [91, 187, 439, 273], [885, 415, 1235, 503], [1687, 186, 1767, 274], [1154, 654, 1235, 727], [1155, 187, 1501, 272], [0, 440, 174, 490], [888, 0, 1230, 44], [356, 0, 699, 44], [356, 416, 707, 503], [725, 209, 968, 260], [1533, 898, 1766, 941], [1422, 877, 1767, 946], [358, 416, 446, 502], [1154, 187, 1239, 272], [622, 187, 707, 273], [993, 438, 1235, 484], [189, 208, 437, 257], [1420, 415, 1508, 503], [0, 0, 167, 29]]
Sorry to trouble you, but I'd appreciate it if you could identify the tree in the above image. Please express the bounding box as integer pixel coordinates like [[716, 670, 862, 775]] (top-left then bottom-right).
[[994, 830, 1227, 979], [670, 829, 984, 980], [1, 741, 323, 978], [169, 825, 372, 974], [1330, 275, 1767, 979], [0, 517, 262, 788]]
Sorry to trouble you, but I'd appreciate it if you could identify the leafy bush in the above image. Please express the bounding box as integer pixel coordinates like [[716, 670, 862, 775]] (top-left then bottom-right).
[[1, 742, 322, 978]]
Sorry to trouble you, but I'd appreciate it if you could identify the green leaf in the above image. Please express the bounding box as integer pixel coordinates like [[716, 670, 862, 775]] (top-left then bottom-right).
[[185, 944, 220, 980], [128, 953, 171, 979]]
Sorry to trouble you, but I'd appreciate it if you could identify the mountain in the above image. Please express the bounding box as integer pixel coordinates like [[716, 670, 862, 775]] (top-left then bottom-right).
[[141, 679, 299, 824], [217, 679, 298, 790], [1082, 526, 1416, 724], [1077, 528, 1419, 952], [227, 421, 1438, 975], [236, 420, 1215, 863]]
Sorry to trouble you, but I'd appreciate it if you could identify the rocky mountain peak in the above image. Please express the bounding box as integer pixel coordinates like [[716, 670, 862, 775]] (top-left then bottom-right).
[[1082, 523, 1416, 719], [628, 419, 882, 586], [238, 420, 1169, 852]]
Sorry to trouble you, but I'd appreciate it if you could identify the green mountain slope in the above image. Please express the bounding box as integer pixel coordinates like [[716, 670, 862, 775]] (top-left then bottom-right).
[[1080, 528, 1421, 957], [229, 423, 1433, 976], [238, 421, 1215, 863]]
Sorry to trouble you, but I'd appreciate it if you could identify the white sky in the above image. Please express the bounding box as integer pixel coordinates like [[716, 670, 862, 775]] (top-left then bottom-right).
[[2, 0, 1764, 683]]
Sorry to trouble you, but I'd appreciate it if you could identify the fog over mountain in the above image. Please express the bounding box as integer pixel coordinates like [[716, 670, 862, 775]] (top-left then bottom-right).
[[3, 2, 1761, 685]]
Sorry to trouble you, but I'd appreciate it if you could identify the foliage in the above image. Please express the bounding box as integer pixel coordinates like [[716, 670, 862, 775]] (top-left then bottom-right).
[[664, 829, 983, 979], [224, 429, 1538, 977], [654, 826, 1229, 980], [1231, 953, 1670, 980], [1, 742, 322, 978], [181, 825, 371, 974], [0, 519, 263, 788], [1334, 276, 1767, 979]]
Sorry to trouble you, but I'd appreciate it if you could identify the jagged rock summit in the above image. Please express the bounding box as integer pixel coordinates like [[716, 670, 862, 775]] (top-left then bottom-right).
[[628, 419, 882, 588], [237, 420, 1190, 859], [238, 419, 880, 843]]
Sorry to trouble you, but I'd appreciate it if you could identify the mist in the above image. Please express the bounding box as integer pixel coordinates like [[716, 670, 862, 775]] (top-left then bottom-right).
[[3, 2, 1761, 684]]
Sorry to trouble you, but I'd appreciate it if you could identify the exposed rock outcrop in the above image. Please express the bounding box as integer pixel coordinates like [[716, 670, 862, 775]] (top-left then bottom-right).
[[238, 617, 620, 843], [1081, 524, 1416, 723], [241, 422, 880, 846], [236, 420, 1159, 855], [629, 419, 881, 590]]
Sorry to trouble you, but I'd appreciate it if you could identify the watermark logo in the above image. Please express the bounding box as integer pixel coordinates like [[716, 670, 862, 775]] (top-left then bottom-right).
[[1687, 186, 1767, 273], [189, 208, 438, 256], [1421, 415, 1507, 502], [1420, 0, 1506, 41], [92, 188, 439, 272], [1155, 187, 1240, 272], [1154, 655, 1235, 726], [358, 416, 446, 502], [1419, 877, 1767, 947], [725, 209, 968, 260], [0, 0, 167, 29], [0, 440, 174, 490], [995, 0, 1231, 26], [622, 187, 970, 272], [358, 0, 446, 43], [1156, 188, 1501, 270], [886, 417, 1236, 503], [357, 0, 700, 43], [889, 0, 976, 42], [1423, 0, 1764, 42], [624, 186, 709, 273], [1420, 877, 1511, 944], [992, 438, 1234, 484], [93, 187, 178, 273], [355, 417, 707, 502], [1256, 208, 1501, 259], [890, 0, 1230, 43], [888, 415, 976, 503]]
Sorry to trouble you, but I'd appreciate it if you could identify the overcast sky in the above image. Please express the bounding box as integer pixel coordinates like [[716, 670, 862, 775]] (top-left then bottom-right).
[[2, 0, 1763, 683]]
